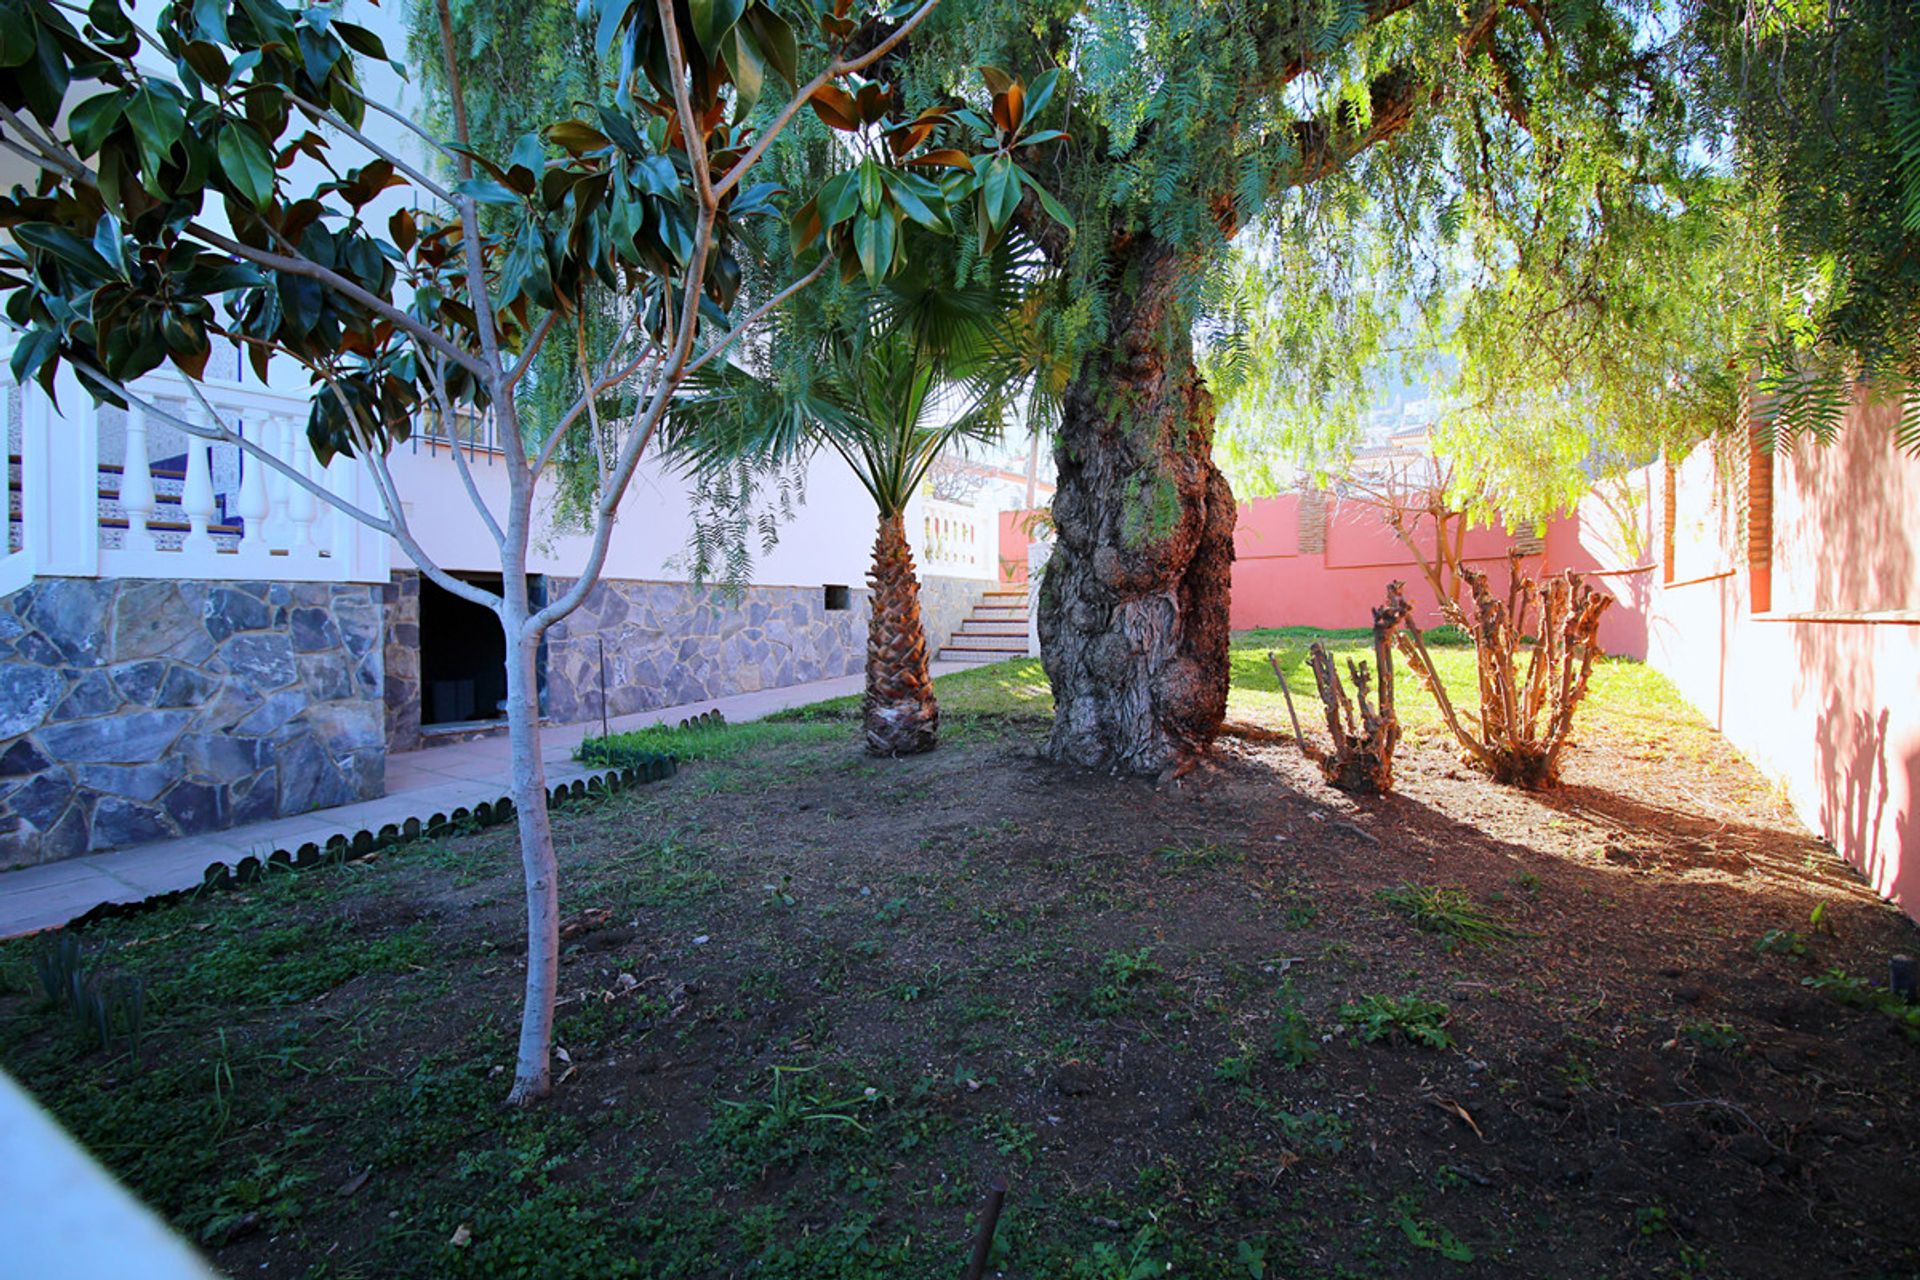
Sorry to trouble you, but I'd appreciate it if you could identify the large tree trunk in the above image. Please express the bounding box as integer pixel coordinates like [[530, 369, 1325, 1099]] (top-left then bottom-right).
[[1039, 236, 1236, 776], [863, 509, 939, 756], [502, 599, 560, 1105]]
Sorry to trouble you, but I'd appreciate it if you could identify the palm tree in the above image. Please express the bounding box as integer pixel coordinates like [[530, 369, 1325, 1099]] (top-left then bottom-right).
[[669, 241, 1043, 756]]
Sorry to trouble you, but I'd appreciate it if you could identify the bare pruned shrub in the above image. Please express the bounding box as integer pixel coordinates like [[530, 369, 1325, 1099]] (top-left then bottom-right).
[[1269, 589, 1412, 793], [1394, 552, 1613, 789]]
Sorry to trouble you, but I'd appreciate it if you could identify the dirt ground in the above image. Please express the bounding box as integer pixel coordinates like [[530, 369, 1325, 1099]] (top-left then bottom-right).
[[4, 691, 1918, 1279]]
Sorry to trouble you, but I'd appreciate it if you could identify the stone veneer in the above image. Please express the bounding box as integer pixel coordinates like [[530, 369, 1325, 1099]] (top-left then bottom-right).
[[541, 578, 869, 722], [0, 578, 385, 866], [381, 570, 422, 753], [915, 572, 991, 655]]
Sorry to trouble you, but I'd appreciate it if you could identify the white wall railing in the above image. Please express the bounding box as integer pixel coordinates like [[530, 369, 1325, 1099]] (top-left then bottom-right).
[[5, 360, 388, 588], [909, 495, 997, 581]]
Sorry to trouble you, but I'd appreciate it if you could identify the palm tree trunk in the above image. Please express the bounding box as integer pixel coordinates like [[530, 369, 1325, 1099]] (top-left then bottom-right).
[[864, 510, 939, 756]]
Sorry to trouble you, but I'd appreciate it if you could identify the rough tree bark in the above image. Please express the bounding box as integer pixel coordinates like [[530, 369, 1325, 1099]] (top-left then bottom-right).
[[864, 510, 939, 755], [1039, 238, 1236, 777]]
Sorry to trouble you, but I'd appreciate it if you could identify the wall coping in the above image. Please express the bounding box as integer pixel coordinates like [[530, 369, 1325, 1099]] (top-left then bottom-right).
[[0, 1071, 217, 1278]]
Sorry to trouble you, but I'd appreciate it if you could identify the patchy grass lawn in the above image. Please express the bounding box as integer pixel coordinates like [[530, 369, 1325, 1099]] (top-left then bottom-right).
[[4, 632, 1917, 1279]]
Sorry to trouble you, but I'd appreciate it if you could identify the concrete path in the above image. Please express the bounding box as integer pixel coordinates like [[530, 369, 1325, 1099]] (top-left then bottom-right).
[[0, 666, 962, 938]]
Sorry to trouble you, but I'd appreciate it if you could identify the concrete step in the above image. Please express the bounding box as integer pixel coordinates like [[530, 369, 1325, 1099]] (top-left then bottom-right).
[[941, 637, 1029, 654], [938, 647, 1023, 663], [953, 626, 1027, 638]]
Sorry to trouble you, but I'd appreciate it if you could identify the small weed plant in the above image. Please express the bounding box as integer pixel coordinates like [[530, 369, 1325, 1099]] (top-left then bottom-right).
[[1376, 883, 1522, 947], [1804, 968, 1920, 1041], [1269, 982, 1319, 1070], [1342, 994, 1455, 1050], [1090, 947, 1161, 1017]]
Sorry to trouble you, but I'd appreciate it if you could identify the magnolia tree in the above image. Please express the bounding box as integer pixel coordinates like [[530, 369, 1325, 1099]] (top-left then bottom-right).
[[0, 0, 1047, 1104]]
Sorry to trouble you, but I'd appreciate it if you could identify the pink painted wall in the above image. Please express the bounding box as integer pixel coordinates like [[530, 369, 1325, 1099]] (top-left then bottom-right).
[[998, 511, 1035, 584], [1227, 492, 1652, 656], [1619, 401, 1920, 922]]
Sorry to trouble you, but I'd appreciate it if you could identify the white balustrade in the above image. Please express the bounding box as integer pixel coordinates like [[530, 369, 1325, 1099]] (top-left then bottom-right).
[[0, 343, 388, 584], [910, 496, 998, 580]]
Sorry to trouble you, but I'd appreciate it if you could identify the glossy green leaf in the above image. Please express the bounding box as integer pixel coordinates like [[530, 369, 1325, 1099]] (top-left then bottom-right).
[[982, 153, 1021, 227], [881, 169, 944, 231], [1025, 68, 1061, 123], [14, 223, 114, 278], [454, 176, 524, 205], [217, 121, 277, 209], [853, 210, 896, 285], [125, 82, 186, 178], [689, 0, 747, 53], [817, 171, 858, 227], [723, 25, 764, 118], [1018, 166, 1074, 234], [743, 4, 798, 89], [0, 3, 37, 67], [67, 90, 125, 157]]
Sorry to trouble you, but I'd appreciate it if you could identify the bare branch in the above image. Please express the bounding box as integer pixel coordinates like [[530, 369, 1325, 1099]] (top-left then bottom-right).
[[133, 379, 394, 532], [506, 313, 558, 393], [712, 0, 941, 202], [364, 446, 505, 610], [422, 354, 507, 548], [0, 104, 97, 180], [186, 221, 491, 380], [287, 91, 453, 202], [682, 255, 833, 378]]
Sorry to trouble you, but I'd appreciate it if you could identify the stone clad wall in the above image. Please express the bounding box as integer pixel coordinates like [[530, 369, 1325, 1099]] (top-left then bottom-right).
[[916, 573, 989, 655], [542, 578, 871, 723], [0, 578, 385, 867], [381, 570, 422, 753]]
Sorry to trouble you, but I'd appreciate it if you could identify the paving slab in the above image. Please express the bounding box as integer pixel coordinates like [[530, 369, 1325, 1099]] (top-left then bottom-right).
[[0, 666, 963, 938]]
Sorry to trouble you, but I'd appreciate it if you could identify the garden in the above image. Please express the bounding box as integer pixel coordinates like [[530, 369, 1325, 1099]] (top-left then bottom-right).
[[4, 0, 1920, 1274], [4, 635, 1917, 1279]]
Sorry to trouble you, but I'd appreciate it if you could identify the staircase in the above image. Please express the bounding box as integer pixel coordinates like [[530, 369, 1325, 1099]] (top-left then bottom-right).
[[937, 586, 1031, 664], [8, 458, 244, 554]]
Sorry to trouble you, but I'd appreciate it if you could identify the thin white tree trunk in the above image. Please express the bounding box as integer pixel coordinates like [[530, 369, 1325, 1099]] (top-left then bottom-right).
[[500, 595, 560, 1105]]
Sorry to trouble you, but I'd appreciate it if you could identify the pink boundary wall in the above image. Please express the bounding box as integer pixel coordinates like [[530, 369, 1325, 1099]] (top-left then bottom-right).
[[1620, 400, 1920, 922], [998, 402, 1919, 919], [1227, 492, 1654, 658]]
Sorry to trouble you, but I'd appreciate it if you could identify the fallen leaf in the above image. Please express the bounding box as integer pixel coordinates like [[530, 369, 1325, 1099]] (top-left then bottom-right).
[[449, 1223, 472, 1248], [336, 1169, 372, 1198], [1427, 1095, 1485, 1140]]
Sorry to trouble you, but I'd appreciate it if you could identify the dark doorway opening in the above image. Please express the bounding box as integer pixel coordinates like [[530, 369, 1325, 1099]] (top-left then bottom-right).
[[419, 572, 547, 730]]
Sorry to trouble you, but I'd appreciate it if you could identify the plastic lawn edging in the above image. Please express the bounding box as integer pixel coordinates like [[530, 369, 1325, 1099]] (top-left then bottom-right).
[[61, 754, 679, 934]]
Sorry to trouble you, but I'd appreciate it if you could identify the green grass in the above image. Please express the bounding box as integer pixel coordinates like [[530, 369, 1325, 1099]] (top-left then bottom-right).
[[1375, 882, 1525, 947], [579, 713, 849, 765], [749, 627, 1698, 754]]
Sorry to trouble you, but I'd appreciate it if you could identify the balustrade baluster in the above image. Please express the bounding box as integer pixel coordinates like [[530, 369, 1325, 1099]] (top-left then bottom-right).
[[286, 419, 319, 560], [119, 401, 158, 549], [234, 416, 269, 560], [179, 410, 218, 555], [263, 416, 294, 552], [306, 443, 334, 554]]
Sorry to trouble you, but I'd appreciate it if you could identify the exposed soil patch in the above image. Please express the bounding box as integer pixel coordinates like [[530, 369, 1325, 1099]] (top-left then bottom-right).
[[2, 696, 1917, 1279]]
